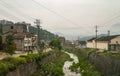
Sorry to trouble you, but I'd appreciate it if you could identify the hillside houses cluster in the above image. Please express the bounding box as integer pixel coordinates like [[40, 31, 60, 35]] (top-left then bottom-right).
[[87, 35, 120, 52], [0, 20, 57, 51]]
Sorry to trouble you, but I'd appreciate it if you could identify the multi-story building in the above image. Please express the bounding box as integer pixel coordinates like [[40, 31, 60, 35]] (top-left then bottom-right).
[[1, 21, 33, 51], [24, 34, 37, 52]]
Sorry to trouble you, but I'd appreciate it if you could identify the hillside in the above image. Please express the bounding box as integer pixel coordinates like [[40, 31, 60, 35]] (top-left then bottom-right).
[[80, 34, 107, 41]]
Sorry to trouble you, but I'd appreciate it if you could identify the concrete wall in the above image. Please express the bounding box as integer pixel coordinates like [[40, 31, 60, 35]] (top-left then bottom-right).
[[14, 39, 24, 51], [97, 41, 108, 50], [2, 32, 13, 43], [87, 41, 108, 50], [111, 36, 120, 44], [87, 42, 95, 48], [14, 24, 27, 33], [78, 49, 120, 76], [2, 23, 28, 34], [2, 24, 15, 34], [7, 62, 37, 76]]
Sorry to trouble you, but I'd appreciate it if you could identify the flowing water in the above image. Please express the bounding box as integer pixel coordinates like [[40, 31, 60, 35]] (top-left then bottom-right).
[[63, 52, 81, 76]]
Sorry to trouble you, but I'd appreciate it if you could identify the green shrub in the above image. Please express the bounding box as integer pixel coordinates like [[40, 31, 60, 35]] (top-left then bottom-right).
[[32, 50, 71, 76], [31, 73, 42, 76], [0, 53, 46, 75], [3, 57, 26, 63], [68, 50, 101, 76], [0, 61, 15, 75], [52, 67, 64, 76], [3, 35, 16, 55]]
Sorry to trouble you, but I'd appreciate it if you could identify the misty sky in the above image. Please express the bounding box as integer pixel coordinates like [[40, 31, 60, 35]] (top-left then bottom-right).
[[0, 0, 120, 40]]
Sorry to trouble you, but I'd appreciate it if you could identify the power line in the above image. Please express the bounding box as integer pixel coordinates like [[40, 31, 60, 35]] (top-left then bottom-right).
[[0, 4, 22, 21], [31, 0, 82, 27], [100, 13, 120, 27], [0, 0, 35, 22], [110, 31, 120, 35]]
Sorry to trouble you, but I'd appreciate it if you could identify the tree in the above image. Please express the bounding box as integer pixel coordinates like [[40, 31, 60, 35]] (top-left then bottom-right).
[[4, 35, 16, 55], [49, 38, 62, 50], [0, 36, 2, 45]]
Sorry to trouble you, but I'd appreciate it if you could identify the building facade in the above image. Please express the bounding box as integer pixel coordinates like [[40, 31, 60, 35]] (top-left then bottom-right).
[[24, 34, 37, 52], [1, 21, 33, 51], [87, 35, 120, 51]]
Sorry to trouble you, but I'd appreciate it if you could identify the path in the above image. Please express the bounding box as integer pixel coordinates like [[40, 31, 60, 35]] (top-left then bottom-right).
[[63, 52, 81, 76], [0, 48, 52, 60]]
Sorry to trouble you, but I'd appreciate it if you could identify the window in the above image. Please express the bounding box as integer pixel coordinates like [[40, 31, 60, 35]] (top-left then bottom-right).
[[11, 26, 14, 29]]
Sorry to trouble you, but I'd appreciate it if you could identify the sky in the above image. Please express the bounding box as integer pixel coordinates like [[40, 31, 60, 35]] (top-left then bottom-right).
[[0, 0, 120, 40]]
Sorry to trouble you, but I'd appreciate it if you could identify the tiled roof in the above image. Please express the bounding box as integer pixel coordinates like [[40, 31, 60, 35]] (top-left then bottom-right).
[[88, 38, 96, 42], [97, 35, 119, 41], [88, 35, 120, 42]]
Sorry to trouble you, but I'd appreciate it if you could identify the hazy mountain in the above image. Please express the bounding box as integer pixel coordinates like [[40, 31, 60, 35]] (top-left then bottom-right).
[[112, 23, 120, 28], [80, 34, 107, 41]]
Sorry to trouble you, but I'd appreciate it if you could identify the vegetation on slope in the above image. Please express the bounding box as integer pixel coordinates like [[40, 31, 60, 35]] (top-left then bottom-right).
[[0, 49, 71, 76], [68, 50, 101, 76], [0, 52, 51, 76], [31, 50, 71, 76], [49, 38, 62, 50]]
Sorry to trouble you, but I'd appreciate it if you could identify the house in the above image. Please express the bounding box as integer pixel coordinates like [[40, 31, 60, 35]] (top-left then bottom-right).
[[1, 21, 36, 51], [24, 34, 37, 52], [87, 35, 120, 51], [0, 20, 13, 24], [1, 22, 30, 34], [2, 31, 37, 51], [2, 31, 25, 51], [87, 38, 96, 49]]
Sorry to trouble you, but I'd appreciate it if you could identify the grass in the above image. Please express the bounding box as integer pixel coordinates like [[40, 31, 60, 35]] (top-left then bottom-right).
[[80, 48, 97, 55], [31, 50, 71, 76], [81, 48, 120, 58], [0, 57, 27, 75], [98, 51, 120, 58], [67, 50, 101, 76], [0, 52, 53, 76]]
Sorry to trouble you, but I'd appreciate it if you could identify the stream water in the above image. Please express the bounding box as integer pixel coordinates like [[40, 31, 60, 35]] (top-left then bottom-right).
[[63, 52, 81, 76]]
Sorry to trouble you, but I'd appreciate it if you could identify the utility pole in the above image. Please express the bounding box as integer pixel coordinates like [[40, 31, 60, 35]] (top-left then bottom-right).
[[108, 30, 110, 37], [34, 19, 41, 52], [95, 25, 98, 49], [0, 23, 2, 35], [108, 30, 110, 51]]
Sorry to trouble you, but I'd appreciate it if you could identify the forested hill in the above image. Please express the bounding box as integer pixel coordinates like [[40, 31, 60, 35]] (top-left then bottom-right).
[[29, 25, 58, 40]]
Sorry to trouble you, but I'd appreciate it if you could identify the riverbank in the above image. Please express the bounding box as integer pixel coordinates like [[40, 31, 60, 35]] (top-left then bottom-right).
[[63, 52, 81, 76], [79, 48, 120, 76], [67, 49, 101, 76], [31, 50, 72, 76]]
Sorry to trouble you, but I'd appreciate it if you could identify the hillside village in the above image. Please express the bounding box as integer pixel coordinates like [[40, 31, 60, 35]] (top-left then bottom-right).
[[0, 20, 57, 53], [0, 19, 120, 54], [0, 0, 120, 76]]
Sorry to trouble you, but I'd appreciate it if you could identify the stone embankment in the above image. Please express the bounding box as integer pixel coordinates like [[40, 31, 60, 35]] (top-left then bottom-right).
[[78, 49, 120, 76]]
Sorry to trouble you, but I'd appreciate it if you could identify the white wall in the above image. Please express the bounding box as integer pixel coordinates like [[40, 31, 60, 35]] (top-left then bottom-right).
[[97, 42, 108, 50], [87, 41, 108, 50], [111, 36, 120, 44], [87, 42, 95, 48]]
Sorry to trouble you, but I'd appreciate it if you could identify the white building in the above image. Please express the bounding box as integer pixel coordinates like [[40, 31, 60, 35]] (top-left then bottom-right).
[[24, 35, 37, 51], [87, 35, 120, 51]]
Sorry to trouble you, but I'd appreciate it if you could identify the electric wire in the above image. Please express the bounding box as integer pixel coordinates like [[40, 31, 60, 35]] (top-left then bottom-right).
[[0, 0, 35, 22]]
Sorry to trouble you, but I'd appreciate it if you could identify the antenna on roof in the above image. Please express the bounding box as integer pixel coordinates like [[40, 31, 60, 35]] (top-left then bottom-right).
[[108, 30, 110, 37], [108, 30, 110, 51], [95, 25, 98, 49]]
